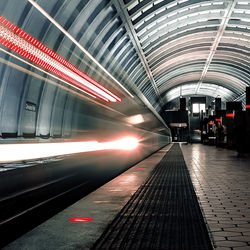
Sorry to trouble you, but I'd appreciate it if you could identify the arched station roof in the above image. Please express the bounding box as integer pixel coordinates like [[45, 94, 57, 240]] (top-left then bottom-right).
[[0, 0, 249, 115]]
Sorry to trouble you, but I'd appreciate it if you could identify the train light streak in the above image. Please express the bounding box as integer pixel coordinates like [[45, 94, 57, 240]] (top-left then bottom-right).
[[226, 113, 234, 117], [246, 105, 250, 109], [0, 16, 121, 103], [0, 137, 139, 163], [101, 137, 139, 150]]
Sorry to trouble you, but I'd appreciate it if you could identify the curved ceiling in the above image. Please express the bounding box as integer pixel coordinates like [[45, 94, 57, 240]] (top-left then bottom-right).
[[0, 0, 249, 115]]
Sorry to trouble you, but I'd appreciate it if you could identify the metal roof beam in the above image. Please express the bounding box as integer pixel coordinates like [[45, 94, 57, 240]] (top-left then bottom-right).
[[195, 0, 237, 94], [113, 0, 165, 107]]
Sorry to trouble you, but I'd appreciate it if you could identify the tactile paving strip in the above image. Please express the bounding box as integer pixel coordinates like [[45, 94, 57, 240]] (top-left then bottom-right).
[[92, 144, 213, 250]]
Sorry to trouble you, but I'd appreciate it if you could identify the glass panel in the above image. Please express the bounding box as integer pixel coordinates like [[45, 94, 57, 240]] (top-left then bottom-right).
[[192, 103, 199, 113], [200, 103, 206, 113]]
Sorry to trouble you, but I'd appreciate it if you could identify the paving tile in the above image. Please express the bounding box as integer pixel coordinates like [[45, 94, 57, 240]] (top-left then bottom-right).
[[213, 231, 242, 237], [213, 247, 231, 250], [210, 228, 224, 232], [228, 235, 250, 241], [213, 236, 227, 241], [231, 218, 248, 221], [218, 219, 235, 222], [242, 232, 250, 236], [216, 240, 247, 247], [234, 222, 250, 225], [226, 227, 249, 232], [219, 224, 238, 228], [233, 246, 250, 250], [181, 144, 250, 250], [237, 225, 250, 229]]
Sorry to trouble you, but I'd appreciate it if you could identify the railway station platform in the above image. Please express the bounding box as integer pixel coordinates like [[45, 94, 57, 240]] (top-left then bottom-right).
[[3, 143, 250, 250]]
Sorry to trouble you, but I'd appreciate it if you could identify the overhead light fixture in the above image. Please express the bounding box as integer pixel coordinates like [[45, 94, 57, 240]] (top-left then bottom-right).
[[126, 114, 145, 125], [0, 16, 121, 103]]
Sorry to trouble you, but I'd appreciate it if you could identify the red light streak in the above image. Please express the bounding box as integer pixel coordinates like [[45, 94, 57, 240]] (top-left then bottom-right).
[[69, 218, 93, 222], [215, 119, 222, 122], [226, 113, 234, 117], [246, 105, 250, 109], [0, 16, 121, 103], [208, 121, 214, 125]]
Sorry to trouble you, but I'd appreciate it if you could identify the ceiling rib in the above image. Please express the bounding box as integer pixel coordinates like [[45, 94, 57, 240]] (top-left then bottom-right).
[[114, 0, 165, 106], [195, 0, 237, 94], [234, 92, 246, 102]]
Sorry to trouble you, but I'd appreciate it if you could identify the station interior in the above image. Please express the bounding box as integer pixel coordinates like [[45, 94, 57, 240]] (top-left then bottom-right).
[[0, 0, 250, 249]]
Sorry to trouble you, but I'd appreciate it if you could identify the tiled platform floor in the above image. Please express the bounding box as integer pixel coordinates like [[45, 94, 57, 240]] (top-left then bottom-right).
[[181, 144, 250, 250]]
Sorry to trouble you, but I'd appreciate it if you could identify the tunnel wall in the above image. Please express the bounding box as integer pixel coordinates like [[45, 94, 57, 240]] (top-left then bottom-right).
[[0, 1, 171, 191], [0, 51, 170, 199], [0, 52, 169, 143]]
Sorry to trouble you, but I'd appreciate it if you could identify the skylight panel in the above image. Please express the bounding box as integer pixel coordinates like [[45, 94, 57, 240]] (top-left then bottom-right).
[[158, 22, 168, 30], [234, 10, 244, 14], [179, 7, 188, 13], [127, 0, 139, 11], [238, 1, 249, 5], [157, 16, 167, 23], [178, 15, 187, 21], [201, 2, 212, 7], [156, 7, 165, 15], [134, 20, 144, 29], [167, 2, 177, 9], [147, 21, 156, 30], [213, 2, 223, 5], [145, 13, 155, 22], [168, 19, 177, 25], [143, 4, 153, 13], [168, 12, 177, 18], [154, 0, 164, 5], [131, 11, 142, 21]]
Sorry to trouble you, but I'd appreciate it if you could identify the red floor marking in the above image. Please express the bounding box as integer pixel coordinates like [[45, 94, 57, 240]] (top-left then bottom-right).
[[69, 218, 93, 222]]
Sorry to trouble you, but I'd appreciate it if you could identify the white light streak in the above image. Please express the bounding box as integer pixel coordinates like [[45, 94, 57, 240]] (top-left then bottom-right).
[[0, 137, 139, 163]]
